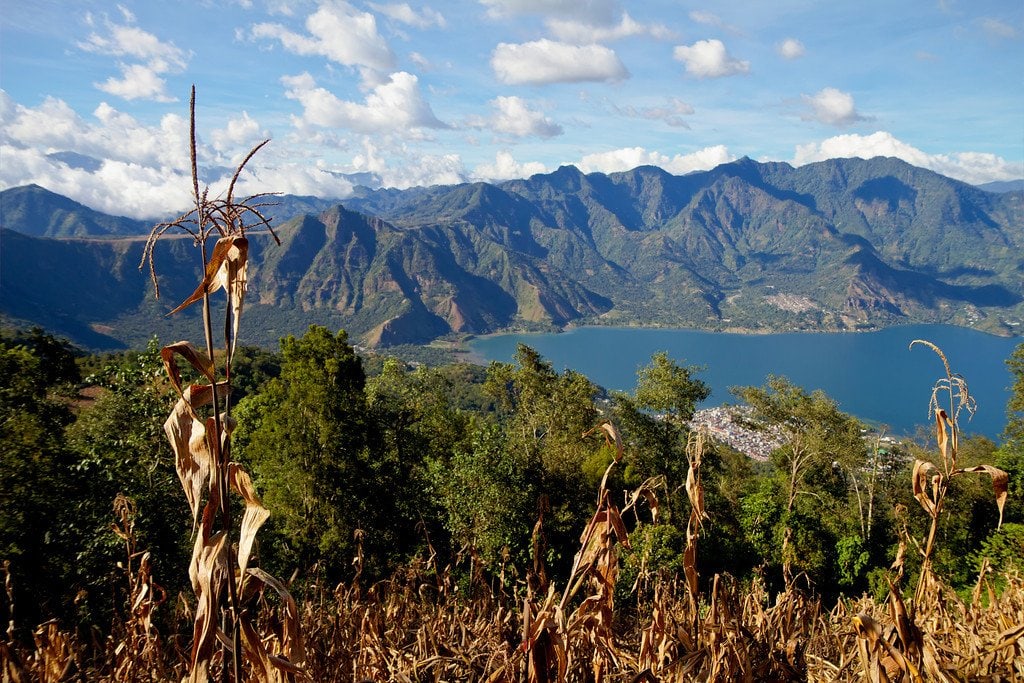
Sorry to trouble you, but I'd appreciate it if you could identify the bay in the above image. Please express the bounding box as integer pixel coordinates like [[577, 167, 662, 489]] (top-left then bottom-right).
[[468, 324, 1021, 440]]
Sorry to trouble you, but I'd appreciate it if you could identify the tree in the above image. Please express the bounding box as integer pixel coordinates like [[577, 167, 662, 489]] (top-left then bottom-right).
[[733, 376, 867, 590], [234, 326, 373, 581], [0, 335, 77, 626], [483, 345, 601, 573], [613, 352, 710, 520], [1003, 343, 1024, 452], [66, 340, 188, 619]]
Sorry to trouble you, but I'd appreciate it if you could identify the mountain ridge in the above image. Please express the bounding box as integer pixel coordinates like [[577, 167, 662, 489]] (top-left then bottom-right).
[[2, 156, 1022, 349]]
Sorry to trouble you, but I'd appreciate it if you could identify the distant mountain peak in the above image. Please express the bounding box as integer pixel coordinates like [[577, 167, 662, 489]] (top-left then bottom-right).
[[3, 157, 1022, 350]]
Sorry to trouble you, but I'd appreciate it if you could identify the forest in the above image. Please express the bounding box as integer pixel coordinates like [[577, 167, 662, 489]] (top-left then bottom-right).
[[1, 321, 1022, 680]]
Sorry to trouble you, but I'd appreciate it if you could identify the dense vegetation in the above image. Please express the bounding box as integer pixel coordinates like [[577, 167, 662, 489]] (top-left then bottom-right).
[[2, 324, 1022, 679]]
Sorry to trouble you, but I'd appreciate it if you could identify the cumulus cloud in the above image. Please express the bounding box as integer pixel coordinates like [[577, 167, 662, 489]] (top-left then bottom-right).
[[210, 112, 266, 153], [576, 144, 733, 175], [778, 38, 805, 59], [673, 39, 749, 78], [801, 87, 867, 126], [251, 1, 395, 76], [78, 15, 189, 101], [472, 150, 548, 181], [468, 96, 563, 138], [281, 71, 446, 133], [0, 93, 339, 218], [492, 39, 628, 84], [793, 131, 1022, 185], [613, 97, 694, 128], [369, 2, 445, 28]]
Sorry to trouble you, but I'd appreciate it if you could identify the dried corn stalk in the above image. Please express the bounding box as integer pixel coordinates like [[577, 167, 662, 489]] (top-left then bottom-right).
[[142, 87, 296, 682]]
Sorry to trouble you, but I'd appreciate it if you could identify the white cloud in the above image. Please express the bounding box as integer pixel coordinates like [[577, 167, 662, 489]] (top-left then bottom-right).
[[281, 71, 446, 133], [0, 94, 291, 218], [577, 144, 733, 175], [79, 23, 188, 71], [546, 12, 672, 43], [614, 97, 694, 128], [472, 150, 548, 181], [370, 150, 467, 188], [469, 96, 563, 138], [802, 87, 866, 126], [211, 112, 266, 153], [369, 2, 446, 29], [94, 64, 175, 101], [251, 1, 395, 75], [793, 131, 1022, 185], [778, 38, 805, 59], [673, 39, 749, 78], [409, 51, 432, 69], [491, 39, 628, 84], [78, 16, 189, 101], [230, 162, 355, 199]]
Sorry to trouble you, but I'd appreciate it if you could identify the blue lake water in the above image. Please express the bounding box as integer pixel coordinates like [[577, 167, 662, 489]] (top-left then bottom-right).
[[468, 324, 1021, 440]]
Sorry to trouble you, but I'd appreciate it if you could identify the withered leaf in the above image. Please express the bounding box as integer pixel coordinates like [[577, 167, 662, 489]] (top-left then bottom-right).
[[161, 341, 216, 398], [911, 460, 941, 518], [227, 463, 270, 574], [169, 235, 249, 317], [164, 384, 224, 527], [956, 464, 1009, 529]]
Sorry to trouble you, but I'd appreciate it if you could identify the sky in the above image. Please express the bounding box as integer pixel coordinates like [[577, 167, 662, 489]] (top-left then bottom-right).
[[1, 0, 1022, 219]]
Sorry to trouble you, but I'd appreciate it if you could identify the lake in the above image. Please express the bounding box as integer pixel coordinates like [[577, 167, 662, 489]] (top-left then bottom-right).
[[468, 324, 1021, 440]]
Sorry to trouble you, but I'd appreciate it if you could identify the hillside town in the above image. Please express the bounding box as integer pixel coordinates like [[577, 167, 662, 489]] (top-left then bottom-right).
[[690, 405, 785, 461]]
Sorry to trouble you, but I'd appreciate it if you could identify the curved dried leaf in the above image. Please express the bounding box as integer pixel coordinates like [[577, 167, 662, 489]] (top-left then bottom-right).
[[599, 421, 623, 462], [161, 341, 216, 398], [189, 530, 227, 682], [247, 567, 305, 667], [164, 384, 226, 527], [228, 463, 270, 574], [238, 616, 274, 683], [169, 235, 248, 317], [956, 464, 1009, 528], [912, 460, 940, 518], [934, 409, 951, 459]]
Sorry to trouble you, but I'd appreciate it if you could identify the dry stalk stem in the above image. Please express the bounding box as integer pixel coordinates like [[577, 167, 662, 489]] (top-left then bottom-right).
[[141, 86, 297, 682]]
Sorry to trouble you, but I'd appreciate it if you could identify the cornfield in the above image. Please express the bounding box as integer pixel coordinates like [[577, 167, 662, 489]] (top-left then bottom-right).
[[3, 461, 1022, 681]]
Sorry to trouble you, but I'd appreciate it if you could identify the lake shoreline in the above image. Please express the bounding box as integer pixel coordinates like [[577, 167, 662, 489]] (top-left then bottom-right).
[[465, 323, 1019, 440]]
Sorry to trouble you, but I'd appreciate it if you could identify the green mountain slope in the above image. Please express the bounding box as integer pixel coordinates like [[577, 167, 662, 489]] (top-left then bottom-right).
[[2, 156, 1021, 349]]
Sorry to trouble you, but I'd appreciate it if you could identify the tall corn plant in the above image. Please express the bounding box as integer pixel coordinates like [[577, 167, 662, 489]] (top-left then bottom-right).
[[854, 340, 1009, 681], [141, 88, 301, 682]]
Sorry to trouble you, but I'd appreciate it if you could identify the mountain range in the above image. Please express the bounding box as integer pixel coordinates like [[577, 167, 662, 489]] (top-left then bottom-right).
[[1, 156, 1022, 350]]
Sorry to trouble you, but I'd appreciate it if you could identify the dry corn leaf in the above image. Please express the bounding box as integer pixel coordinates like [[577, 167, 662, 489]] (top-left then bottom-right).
[[164, 385, 224, 527], [239, 616, 274, 683], [247, 567, 306, 668], [161, 341, 216, 398], [189, 530, 227, 683], [955, 464, 1009, 529], [598, 422, 623, 462], [169, 235, 248, 316], [912, 460, 941, 518], [227, 462, 270, 575]]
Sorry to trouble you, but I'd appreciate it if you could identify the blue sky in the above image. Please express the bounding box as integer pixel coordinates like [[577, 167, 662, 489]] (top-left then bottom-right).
[[1, 0, 1021, 218]]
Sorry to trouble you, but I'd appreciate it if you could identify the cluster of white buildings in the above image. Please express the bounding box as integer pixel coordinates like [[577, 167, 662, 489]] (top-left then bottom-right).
[[690, 406, 785, 461]]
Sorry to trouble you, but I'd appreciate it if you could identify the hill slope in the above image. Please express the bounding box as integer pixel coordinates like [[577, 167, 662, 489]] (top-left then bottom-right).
[[2, 156, 1021, 349]]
